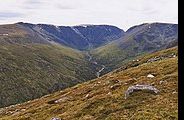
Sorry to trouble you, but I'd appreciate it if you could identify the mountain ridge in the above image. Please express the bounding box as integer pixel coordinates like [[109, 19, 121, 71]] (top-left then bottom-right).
[[16, 22, 125, 50], [91, 22, 178, 74], [0, 22, 178, 109]]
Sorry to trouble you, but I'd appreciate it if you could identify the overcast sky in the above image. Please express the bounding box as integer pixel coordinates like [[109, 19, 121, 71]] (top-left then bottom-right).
[[0, 0, 178, 30]]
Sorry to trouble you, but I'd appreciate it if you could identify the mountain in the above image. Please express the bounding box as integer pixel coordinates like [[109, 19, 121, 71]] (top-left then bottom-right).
[[0, 47, 178, 120], [91, 23, 178, 73], [17, 22, 124, 50], [0, 23, 125, 108], [0, 22, 178, 109]]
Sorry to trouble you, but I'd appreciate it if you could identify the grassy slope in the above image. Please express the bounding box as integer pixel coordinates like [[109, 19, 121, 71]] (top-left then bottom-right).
[[91, 40, 147, 74], [0, 24, 98, 108], [91, 23, 178, 74], [0, 47, 178, 120], [0, 43, 97, 108], [0, 24, 49, 45]]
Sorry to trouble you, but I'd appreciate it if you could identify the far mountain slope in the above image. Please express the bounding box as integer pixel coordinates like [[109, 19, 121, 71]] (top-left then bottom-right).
[[0, 23, 50, 45], [91, 23, 178, 73], [17, 22, 124, 50]]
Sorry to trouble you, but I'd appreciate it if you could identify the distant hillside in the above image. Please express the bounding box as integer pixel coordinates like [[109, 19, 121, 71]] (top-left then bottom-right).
[[0, 24, 49, 45], [17, 22, 124, 50], [91, 23, 178, 73], [0, 47, 178, 120]]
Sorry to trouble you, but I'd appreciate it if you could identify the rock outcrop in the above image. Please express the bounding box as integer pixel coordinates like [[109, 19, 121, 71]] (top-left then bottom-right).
[[147, 74, 155, 78], [50, 117, 61, 120], [125, 84, 159, 99]]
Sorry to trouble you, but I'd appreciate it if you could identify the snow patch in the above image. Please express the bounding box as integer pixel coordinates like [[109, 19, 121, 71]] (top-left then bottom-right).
[[0, 34, 9, 36], [81, 25, 88, 28], [71, 27, 87, 40], [55, 25, 61, 32]]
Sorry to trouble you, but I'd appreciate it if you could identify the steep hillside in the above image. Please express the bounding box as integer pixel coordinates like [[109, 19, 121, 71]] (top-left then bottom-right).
[[17, 22, 124, 50], [0, 47, 178, 120], [0, 44, 98, 108], [0, 24, 50, 45], [0, 23, 101, 108], [91, 23, 178, 73]]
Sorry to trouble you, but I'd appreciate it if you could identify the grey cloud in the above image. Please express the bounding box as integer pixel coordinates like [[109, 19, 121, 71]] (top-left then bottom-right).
[[56, 4, 75, 10], [128, 6, 158, 15], [25, 0, 42, 5], [22, 0, 43, 9], [0, 0, 178, 29], [0, 12, 24, 20]]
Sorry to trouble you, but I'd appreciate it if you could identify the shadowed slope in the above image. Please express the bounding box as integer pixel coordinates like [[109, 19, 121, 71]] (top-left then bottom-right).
[[17, 22, 124, 50]]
